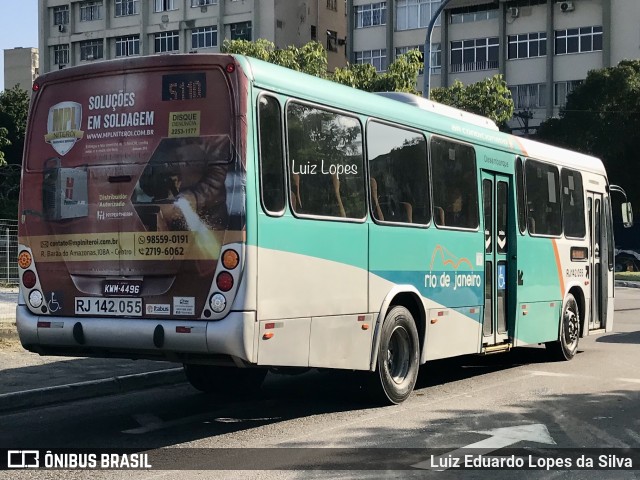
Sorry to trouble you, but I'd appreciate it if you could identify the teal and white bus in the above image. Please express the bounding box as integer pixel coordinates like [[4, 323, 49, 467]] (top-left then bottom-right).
[[17, 54, 633, 404]]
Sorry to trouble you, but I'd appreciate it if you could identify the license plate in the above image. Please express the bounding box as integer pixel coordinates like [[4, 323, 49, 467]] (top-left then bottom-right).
[[75, 297, 142, 317], [103, 280, 142, 297]]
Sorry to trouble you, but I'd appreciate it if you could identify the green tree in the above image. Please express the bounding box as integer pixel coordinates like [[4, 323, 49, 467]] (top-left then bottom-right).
[[222, 39, 424, 94], [0, 85, 30, 218], [222, 39, 328, 77], [430, 75, 514, 126], [536, 60, 640, 210], [333, 49, 423, 93]]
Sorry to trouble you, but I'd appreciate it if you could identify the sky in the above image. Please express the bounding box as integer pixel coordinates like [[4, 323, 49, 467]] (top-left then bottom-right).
[[0, 0, 38, 91]]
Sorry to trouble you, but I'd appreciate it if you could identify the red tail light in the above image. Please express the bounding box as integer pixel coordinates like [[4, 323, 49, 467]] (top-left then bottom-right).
[[216, 271, 234, 292], [22, 270, 37, 289]]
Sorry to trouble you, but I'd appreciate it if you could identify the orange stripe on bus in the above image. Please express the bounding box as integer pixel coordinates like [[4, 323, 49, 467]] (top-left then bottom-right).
[[551, 239, 565, 297], [511, 135, 529, 157]]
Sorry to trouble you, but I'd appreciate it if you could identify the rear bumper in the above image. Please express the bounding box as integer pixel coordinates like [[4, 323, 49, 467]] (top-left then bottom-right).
[[16, 305, 257, 365]]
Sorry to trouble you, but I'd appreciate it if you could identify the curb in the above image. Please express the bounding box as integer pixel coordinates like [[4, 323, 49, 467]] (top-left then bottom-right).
[[615, 281, 640, 289], [0, 367, 186, 413], [0, 324, 17, 340]]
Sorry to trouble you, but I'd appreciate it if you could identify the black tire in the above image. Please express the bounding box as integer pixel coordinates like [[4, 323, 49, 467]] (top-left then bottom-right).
[[546, 293, 580, 361], [183, 364, 267, 395], [372, 306, 420, 404]]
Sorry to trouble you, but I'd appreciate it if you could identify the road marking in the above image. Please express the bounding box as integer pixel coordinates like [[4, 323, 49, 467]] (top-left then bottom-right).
[[625, 429, 640, 445], [122, 402, 281, 434], [528, 370, 573, 377], [617, 378, 640, 384], [412, 423, 556, 470]]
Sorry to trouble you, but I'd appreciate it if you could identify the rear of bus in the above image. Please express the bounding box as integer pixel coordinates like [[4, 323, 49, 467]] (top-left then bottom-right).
[[16, 55, 255, 366]]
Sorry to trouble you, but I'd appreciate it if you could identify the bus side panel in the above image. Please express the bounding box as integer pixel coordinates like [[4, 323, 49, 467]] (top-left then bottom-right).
[[255, 217, 369, 368], [369, 224, 484, 360], [513, 237, 563, 345]]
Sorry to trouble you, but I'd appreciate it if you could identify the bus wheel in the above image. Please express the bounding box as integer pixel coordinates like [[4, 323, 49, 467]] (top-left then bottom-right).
[[374, 306, 420, 404], [546, 293, 580, 361], [183, 364, 267, 395]]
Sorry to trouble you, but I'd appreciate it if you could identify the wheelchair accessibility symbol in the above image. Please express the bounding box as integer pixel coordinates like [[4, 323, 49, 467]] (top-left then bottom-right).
[[497, 265, 506, 290]]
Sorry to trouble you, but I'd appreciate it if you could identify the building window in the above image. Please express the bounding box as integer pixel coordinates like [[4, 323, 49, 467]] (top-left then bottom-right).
[[354, 2, 386, 29], [53, 6, 70, 25], [396, 0, 441, 31], [154, 0, 177, 12], [326, 30, 338, 52], [450, 37, 499, 73], [230, 21, 252, 41], [509, 84, 546, 109], [327, 0, 337, 11], [115, 0, 139, 16], [80, 1, 102, 22], [554, 80, 582, 107], [155, 31, 179, 53], [368, 122, 430, 224], [395, 45, 432, 74], [192, 26, 217, 49], [53, 44, 69, 65], [311, 25, 317, 40], [115, 35, 140, 57], [191, 0, 217, 6], [355, 49, 387, 72], [507, 32, 547, 59], [80, 39, 104, 61], [450, 4, 498, 24], [555, 26, 603, 55]]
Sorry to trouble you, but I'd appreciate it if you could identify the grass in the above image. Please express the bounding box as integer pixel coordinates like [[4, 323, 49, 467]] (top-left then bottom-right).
[[616, 271, 640, 281]]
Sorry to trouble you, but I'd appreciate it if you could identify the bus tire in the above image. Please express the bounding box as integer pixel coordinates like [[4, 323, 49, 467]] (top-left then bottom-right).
[[373, 306, 420, 404], [183, 364, 267, 395], [546, 293, 580, 361]]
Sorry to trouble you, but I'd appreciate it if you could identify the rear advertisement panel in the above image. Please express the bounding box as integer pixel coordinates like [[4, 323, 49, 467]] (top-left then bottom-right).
[[19, 62, 245, 319]]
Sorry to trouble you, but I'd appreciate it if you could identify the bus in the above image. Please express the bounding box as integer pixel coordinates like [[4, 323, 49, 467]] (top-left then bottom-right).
[[16, 54, 633, 404]]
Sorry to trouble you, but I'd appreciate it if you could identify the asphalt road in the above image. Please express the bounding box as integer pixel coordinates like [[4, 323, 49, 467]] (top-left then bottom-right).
[[1, 288, 639, 480]]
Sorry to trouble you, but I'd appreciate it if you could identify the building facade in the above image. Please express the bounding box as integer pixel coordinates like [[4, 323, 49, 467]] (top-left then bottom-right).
[[3, 48, 39, 91], [39, 0, 347, 76], [348, 0, 640, 134]]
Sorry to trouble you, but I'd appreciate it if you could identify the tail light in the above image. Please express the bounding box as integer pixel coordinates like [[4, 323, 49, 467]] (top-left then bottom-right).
[[216, 271, 234, 292], [222, 249, 239, 270], [18, 251, 32, 269], [22, 270, 37, 289]]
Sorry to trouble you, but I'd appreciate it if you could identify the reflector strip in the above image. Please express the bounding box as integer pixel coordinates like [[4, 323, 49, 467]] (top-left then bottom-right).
[[176, 326, 192, 334], [37, 322, 51, 328]]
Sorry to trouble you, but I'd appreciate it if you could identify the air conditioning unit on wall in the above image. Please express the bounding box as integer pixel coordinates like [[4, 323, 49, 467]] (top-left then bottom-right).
[[559, 2, 575, 12], [508, 7, 519, 18]]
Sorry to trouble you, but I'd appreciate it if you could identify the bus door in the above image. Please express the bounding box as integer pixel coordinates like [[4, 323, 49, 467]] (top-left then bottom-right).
[[587, 192, 608, 330], [481, 172, 511, 348]]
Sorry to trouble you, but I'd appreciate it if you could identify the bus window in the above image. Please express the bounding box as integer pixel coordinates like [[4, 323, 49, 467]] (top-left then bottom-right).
[[516, 157, 526, 234], [431, 137, 479, 229], [258, 95, 286, 214], [525, 160, 561, 236], [367, 122, 430, 225], [561, 168, 586, 238], [286, 102, 365, 219]]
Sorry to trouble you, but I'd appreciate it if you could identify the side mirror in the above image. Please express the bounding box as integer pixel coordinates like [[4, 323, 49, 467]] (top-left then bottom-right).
[[622, 202, 634, 228]]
